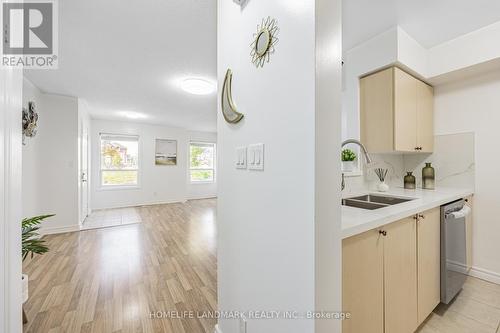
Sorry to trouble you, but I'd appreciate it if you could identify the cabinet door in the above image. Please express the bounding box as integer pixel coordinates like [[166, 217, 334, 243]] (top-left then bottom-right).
[[384, 217, 418, 333], [360, 68, 395, 153], [465, 195, 473, 271], [416, 80, 434, 152], [343, 229, 384, 333], [394, 68, 417, 152], [417, 207, 441, 325]]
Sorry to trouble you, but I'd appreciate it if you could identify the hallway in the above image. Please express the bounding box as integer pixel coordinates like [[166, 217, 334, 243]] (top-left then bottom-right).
[[22, 199, 217, 333]]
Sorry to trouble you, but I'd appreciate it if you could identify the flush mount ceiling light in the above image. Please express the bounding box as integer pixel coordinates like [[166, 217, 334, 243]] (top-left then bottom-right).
[[117, 111, 148, 120], [180, 78, 216, 95]]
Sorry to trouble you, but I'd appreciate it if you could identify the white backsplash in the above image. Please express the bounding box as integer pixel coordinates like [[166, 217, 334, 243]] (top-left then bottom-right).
[[343, 132, 475, 193]]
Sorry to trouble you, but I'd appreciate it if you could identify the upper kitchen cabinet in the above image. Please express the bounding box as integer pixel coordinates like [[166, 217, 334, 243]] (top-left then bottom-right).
[[360, 67, 434, 153]]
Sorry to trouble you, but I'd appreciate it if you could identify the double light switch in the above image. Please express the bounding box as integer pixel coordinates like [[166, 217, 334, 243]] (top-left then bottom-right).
[[236, 144, 264, 170]]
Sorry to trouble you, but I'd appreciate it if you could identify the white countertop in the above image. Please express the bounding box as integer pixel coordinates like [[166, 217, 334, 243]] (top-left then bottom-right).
[[342, 187, 474, 239]]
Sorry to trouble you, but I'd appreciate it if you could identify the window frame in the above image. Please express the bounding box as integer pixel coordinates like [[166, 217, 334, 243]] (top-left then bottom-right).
[[98, 133, 141, 190], [189, 141, 216, 184]]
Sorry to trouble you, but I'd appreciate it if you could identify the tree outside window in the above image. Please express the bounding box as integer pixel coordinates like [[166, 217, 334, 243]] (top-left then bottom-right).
[[190, 142, 216, 182], [100, 134, 139, 186]]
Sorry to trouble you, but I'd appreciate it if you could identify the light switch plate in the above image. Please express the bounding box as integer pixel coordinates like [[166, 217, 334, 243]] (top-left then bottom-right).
[[236, 146, 247, 169], [248, 143, 264, 170]]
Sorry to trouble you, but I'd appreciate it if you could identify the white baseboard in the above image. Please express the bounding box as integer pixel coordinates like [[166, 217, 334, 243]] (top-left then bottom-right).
[[214, 324, 222, 333], [40, 224, 80, 236], [447, 260, 469, 275], [469, 266, 500, 285], [92, 199, 188, 211], [187, 195, 217, 201]]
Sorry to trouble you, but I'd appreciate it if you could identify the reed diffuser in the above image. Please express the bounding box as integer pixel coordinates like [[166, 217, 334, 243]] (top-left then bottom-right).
[[374, 168, 389, 192]]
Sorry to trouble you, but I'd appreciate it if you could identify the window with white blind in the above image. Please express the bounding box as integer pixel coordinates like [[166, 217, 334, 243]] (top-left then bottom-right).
[[190, 142, 216, 183], [100, 134, 139, 187]]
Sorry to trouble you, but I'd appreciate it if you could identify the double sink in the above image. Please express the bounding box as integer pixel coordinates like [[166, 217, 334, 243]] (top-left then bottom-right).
[[342, 194, 415, 210]]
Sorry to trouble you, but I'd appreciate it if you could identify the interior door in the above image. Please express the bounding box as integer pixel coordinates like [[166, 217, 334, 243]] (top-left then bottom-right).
[[80, 125, 89, 224]]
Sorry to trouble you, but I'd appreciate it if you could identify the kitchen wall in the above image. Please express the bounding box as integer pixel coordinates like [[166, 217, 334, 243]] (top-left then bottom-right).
[[91, 119, 217, 210], [22, 78, 80, 234], [434, 70, 500, 283], [217, 1, 342, 332], [343, 133, 475, 194]]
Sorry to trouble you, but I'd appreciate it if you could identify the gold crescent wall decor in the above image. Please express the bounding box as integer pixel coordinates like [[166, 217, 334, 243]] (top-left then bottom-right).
[[221, 69, 244, 124], [250, 17, 279, 68]]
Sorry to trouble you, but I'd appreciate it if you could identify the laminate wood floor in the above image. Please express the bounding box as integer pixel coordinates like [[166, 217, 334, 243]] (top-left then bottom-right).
[[417, 276, 500, 333], [23, 199, 217, 333]]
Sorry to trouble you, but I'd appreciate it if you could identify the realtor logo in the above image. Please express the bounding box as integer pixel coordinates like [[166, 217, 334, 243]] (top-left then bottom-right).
[[1, 0, 58, 68]]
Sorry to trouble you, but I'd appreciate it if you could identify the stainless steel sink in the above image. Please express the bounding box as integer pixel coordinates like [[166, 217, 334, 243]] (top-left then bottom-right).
[[342, 199, 388, 210], [342, 194, 415, 210]]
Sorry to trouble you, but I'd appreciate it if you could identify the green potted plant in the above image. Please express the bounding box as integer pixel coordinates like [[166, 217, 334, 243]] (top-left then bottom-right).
[[341, 148, 357, 172], [22, 214, 53, 305]]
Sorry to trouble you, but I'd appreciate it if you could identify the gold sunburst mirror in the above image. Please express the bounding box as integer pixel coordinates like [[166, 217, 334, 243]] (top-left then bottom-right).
[[250, 17, 279, 68]]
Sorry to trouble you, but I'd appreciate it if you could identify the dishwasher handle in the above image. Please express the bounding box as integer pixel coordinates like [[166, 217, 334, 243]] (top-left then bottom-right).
[[445, 205, 471, 220]]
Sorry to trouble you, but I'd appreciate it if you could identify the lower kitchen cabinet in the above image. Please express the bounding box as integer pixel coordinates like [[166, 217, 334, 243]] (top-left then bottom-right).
[[417, 207, 441, 325], [343, 209, 441, 333], [384, 217, 418, 333], [342, 229, 384, 333], [465, 195, 474, 271]]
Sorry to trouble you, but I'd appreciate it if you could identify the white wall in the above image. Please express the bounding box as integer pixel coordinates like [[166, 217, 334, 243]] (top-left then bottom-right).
[[22, 78, 80, 234], [91, 120, 216, 210], [434, 70, 500, 282], [428, 20, 500, 78], [218, 1, 341, 332]]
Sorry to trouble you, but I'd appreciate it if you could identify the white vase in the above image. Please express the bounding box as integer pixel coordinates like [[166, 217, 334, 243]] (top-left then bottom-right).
[[342, 161, 355, 172], [22, 274, 28, 303], [377, 181, 389, 192]]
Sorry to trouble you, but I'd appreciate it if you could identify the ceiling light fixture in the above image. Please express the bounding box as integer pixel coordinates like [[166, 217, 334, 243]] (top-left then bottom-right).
[[180, 78, 216, 95], [117, 111, 148, 120]]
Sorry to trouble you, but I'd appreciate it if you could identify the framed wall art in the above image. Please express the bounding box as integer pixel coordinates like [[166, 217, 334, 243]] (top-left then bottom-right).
[[155, 139, 177, 165]]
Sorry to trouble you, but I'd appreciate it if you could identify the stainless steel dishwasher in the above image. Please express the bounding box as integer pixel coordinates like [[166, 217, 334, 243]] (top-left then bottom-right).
[[440, 199, 471, 304]]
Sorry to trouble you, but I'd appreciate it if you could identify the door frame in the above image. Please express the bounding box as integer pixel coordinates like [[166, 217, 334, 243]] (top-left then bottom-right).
[[78, 120, 90, 225], [0, 67, 23, 333]]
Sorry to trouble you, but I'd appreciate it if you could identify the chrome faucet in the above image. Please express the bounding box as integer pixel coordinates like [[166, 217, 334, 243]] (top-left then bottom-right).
[[341, 139, 372, 190]]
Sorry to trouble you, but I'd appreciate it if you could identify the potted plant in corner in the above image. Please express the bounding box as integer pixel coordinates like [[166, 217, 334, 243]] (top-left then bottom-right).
[[22, 214, 54, 324], [341, 148, 357, 172]]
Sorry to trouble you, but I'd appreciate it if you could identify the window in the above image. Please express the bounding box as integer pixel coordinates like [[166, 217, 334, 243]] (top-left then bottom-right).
[[190, 142, 216, 183], [100, 134, 139, 187]]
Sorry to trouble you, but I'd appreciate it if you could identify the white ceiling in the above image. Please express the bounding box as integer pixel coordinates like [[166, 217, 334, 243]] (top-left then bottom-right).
[[25, 0, 217, 132], [343, 0, 500, 50]]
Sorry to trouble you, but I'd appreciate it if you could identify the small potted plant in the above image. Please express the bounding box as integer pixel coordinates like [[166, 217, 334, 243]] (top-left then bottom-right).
[[341, 149, 357, 172], [22, 214, 53, 320]]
